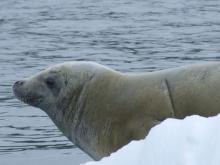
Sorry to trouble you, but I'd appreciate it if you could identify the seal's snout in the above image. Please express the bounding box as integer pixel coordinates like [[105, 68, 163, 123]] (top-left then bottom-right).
[[12, 80, 25, 97]]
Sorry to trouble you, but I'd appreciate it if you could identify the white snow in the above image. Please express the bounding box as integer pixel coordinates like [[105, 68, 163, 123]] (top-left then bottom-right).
[[82, 114, 220, 165]]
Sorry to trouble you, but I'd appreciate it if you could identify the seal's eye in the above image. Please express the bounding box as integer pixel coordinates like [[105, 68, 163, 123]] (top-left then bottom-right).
[[46, 78, 55, 87], [45, 77, 60, 95]]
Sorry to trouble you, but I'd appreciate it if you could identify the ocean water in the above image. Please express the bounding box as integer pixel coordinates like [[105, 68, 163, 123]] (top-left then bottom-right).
[[0, 0, 220, 164]]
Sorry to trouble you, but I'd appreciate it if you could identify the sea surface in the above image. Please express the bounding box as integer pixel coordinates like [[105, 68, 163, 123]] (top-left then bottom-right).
[[0, 0, 220, 165]]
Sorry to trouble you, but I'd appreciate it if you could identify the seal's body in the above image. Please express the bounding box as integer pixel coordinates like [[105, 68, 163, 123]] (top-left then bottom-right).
[[12, 62, 220, 160]]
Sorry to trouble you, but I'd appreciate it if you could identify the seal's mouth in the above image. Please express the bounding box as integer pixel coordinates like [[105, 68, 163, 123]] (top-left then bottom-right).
[[13, 90, 43, 107], [12, 80, 44, 107]]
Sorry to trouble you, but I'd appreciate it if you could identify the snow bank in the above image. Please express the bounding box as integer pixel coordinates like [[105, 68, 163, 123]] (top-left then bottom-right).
[[82, 114, 220, 165]]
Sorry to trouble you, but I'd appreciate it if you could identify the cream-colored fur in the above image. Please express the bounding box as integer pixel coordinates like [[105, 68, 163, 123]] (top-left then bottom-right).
[[13, 62, 220, 160]]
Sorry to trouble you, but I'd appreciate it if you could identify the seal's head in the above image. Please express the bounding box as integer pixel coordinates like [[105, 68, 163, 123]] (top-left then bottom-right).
[[12, 62, 107, 116]]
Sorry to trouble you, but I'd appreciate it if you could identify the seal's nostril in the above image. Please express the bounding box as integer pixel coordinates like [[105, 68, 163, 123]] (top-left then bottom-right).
[[14, 80, 24, 86], [14, 81, 20, 85]]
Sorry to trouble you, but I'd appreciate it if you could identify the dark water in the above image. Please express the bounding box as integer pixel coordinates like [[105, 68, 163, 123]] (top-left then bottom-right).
[[0, 0, 220, 164]]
